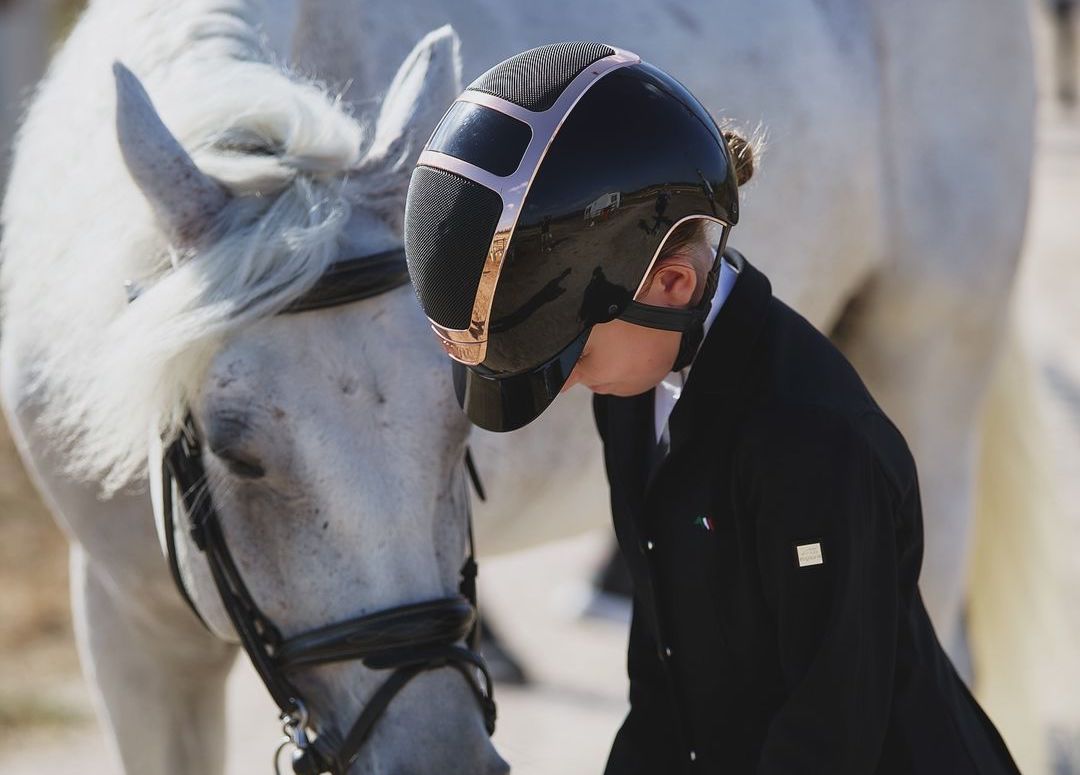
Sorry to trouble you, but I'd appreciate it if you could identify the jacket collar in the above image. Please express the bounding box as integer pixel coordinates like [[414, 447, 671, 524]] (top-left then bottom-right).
[[665, 248, 773, 458], [596, 249, 773, 503]]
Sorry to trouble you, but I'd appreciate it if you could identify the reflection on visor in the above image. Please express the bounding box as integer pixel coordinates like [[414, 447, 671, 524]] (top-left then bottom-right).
[[427, 101, 532, 178]]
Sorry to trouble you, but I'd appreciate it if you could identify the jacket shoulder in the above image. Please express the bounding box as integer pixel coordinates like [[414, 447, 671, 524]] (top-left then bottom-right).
[[749, 298, 918, 500], [760, 298, 875, 412], [736, 400, 915, 507]]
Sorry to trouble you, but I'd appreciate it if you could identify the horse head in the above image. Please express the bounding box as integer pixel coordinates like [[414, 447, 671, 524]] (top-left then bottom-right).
[[113, 26, 503, 774]]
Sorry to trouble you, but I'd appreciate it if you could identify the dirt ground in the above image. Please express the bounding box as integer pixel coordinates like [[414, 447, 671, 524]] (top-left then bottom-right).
[[0, 5, 1078, 774]]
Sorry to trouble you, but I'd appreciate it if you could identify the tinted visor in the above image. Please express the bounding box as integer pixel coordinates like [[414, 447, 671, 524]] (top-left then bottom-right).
[[452, 327, 590, 432]]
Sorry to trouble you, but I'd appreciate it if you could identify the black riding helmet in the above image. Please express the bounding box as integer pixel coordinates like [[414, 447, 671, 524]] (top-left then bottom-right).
[[404, 42, 740, 432]]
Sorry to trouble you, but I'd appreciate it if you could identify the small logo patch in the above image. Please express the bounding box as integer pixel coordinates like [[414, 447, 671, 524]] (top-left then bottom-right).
[[693, 515, 715, 532], [796, 542, 824, 567]]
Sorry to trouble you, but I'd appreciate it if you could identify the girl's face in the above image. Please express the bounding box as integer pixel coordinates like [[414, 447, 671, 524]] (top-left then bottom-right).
[[561, 262, 698, 397]]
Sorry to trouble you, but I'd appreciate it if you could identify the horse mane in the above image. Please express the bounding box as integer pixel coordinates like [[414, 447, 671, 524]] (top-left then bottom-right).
[[0, 2, 405, 494]]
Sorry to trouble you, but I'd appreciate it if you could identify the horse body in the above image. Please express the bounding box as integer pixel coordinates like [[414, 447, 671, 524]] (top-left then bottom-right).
[[372, 0, 889, 557], [346, 0, 1055, 768], [0, 0, 1057, 772], [348, 0, 1035, 656]]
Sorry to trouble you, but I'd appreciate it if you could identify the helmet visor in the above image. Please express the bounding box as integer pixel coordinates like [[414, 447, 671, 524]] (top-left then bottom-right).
[[452, 327, 590, 432]]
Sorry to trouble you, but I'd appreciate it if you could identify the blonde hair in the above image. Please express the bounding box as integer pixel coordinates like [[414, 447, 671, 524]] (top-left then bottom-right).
[[638, 127, 760, 304]]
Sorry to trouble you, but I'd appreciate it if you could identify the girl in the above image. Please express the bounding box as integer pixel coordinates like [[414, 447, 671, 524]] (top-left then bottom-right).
[[403, 42, 1021, 775]]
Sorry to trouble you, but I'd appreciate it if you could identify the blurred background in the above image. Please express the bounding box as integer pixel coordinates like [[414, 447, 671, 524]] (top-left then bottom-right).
[[0, 1, 1078, 773]]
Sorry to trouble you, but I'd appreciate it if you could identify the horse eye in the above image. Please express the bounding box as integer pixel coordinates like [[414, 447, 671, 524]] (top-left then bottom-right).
[[213, 448, 266, 479], [203, 410, 266, 479]]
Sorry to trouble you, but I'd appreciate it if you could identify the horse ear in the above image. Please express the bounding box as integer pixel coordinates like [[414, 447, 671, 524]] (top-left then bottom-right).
[[112, 61, 229, 246], [368, 25, 462, 171]]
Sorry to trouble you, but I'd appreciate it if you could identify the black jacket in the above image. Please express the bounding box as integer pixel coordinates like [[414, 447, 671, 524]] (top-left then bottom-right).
[[592, 251, 1021, 775]]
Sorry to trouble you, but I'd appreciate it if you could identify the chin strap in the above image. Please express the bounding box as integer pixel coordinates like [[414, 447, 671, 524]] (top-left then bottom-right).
[[671, 313, 709, 371], [619, 296, 711, 371], [618, 242, 737, 371]]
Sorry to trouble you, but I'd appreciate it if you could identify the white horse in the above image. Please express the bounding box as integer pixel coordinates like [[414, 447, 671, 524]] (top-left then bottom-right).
[[1, 2, 513, 773], [0, 0, 1069, 774]]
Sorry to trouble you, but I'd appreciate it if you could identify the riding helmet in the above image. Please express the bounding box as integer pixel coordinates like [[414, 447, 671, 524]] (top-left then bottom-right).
[[404, 42, 741, 432]]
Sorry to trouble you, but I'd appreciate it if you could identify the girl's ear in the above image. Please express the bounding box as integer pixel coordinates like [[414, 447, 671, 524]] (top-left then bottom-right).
[[641, 262, 698, 308]]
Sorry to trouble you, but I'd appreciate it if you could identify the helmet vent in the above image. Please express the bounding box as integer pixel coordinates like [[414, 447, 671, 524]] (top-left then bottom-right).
[[405, 166, 503, 331], [467, 42, 615, 112]]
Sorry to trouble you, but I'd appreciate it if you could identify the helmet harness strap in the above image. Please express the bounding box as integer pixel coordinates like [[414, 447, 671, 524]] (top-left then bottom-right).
[[617, 227, 732, 372]]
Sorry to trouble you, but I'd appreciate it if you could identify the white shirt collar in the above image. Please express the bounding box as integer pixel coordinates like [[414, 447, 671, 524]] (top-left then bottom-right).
[[653, 257, 739, 442]]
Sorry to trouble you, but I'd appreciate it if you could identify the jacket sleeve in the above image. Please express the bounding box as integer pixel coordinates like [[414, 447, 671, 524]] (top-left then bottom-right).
[[739, 406, 900, 775]]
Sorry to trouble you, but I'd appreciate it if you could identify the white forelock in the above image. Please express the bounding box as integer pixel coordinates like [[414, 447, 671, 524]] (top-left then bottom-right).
[[0, 1, 405, 493]]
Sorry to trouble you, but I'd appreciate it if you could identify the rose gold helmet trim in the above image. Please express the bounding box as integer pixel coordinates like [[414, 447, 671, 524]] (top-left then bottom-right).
[[629, 215, 734, 301], [415, 45, 640, 365]]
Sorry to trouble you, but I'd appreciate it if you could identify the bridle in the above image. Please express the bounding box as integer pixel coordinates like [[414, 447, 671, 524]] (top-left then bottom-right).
[[155, 249, 496, 775], [149, 247, 496, 775]]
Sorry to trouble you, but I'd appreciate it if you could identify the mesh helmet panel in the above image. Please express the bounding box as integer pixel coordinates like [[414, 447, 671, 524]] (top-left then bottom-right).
[[467, 42, 615, 112], [404, 167, 503, 330]]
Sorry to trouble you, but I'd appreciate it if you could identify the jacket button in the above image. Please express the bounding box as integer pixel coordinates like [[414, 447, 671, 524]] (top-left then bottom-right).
[[664, 646, 673, 658], [646, 540, 655, 551], [689, 750, 697, 762]]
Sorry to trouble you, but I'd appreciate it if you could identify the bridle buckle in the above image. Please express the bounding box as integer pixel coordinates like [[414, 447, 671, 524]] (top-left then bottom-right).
[[275, 700, 322, 775]]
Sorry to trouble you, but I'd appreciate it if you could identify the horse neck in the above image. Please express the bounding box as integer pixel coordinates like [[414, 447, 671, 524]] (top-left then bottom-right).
[[103, 0, 368, 86], [78, 0, 280, 69], [290, 0, 368, 106]]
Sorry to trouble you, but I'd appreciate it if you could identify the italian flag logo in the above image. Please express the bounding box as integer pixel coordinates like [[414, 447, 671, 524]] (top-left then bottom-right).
[[693, 515, 714, 532]]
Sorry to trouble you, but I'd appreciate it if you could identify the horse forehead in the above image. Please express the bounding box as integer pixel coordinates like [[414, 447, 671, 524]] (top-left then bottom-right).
[[204, 291, 447, 402]]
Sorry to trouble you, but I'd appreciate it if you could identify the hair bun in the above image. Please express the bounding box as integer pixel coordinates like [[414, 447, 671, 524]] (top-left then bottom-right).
[[722, 129, 755, 187]]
